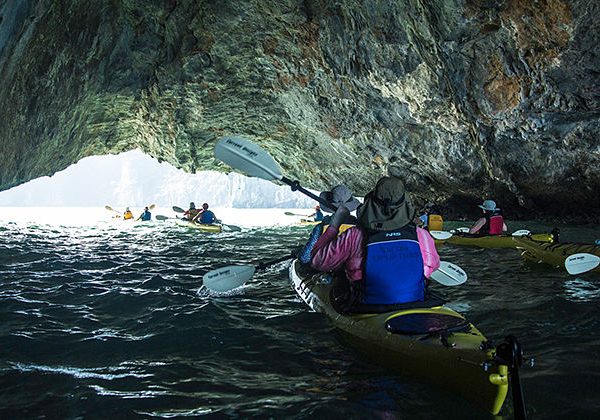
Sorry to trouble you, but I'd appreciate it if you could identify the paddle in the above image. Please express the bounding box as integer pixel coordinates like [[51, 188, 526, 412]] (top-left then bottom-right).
[[564, 253, 600, 275], [215, 136, 332, 209], [429, 230, 453, 240], [104, 205, 121, 217], [429, 261, 467, 286], [155, 215, 172, 221], [203, 255, 292, 292], [204, 258, 466, 292], [173, 205, 241, 232], [285, 211, 311, 217], [511, 229, 531, 237]]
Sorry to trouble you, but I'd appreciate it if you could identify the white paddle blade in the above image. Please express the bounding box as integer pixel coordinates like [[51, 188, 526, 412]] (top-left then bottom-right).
[[429, 230, 453, 240], [215, 136, 283, 181], [451, 227, 470, 233], [565, 253, 600, 275], [512, 229, 531, 237], [429, 261, 468, 286], [203, 265, 256, 292]]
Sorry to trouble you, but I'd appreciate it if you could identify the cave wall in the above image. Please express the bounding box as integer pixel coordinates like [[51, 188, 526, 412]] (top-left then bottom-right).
[[0, 0, 598, 219]]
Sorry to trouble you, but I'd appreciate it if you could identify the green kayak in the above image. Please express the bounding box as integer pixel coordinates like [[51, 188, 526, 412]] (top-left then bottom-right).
[[436, 232, 554, 249], [289, 260, 514, 415], [514, 236, 600, 272]]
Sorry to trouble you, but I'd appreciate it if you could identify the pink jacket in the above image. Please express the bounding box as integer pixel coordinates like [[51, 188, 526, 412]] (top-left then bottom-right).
[[311, 225, 440, 282]]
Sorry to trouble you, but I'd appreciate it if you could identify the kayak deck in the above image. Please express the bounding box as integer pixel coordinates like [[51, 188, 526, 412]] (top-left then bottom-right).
[[289, 260, 508, 415]]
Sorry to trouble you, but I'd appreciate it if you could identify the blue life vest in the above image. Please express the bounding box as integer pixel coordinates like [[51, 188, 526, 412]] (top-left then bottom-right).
[[200, 210, 216, 224], [363, 225, 425, 305], [140, 211, 151, 221], [314, 210, 324, 221]]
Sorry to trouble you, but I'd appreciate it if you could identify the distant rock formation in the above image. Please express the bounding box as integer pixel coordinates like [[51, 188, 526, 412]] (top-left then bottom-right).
[[0, 1, 598, 220]]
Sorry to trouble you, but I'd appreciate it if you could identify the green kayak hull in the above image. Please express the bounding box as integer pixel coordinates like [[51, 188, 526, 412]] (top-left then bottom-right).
[[436, 232, 553, 249], [175, 219, 223, 233], [514, 237, 600, 272], [289, 260, 508, 415]]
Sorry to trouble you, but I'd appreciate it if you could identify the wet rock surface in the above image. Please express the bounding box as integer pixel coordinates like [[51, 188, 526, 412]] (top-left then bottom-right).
[[0, 0, 598, 221]]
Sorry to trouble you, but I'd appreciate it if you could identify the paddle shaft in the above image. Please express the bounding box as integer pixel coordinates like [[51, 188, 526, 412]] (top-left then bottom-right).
[[281, 176, 338, 211], [257, 255, 292, 270]]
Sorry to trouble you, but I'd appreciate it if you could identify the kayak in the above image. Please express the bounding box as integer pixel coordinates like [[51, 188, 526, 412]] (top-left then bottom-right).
[[289, 260, 509, 415], [297, 219, 320, 226], [436, 232, 554, 249], [175, 218, 223, 233], [514, 237, 600, 272]]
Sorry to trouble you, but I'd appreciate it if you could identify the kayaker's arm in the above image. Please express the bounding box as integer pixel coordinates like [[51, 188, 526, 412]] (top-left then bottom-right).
[[417, 227, 441, 278], [311, 227, 364, 282], [469, 217, 486, 234]]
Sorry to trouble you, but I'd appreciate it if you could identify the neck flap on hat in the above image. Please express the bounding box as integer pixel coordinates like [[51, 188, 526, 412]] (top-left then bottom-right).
[[357, 191, 416, 231]]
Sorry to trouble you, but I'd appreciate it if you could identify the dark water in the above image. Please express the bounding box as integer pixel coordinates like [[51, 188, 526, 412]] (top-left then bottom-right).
[[1, 220, 600, 419]]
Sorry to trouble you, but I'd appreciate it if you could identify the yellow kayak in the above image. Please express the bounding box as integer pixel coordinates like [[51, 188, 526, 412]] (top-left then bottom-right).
[[175, 219, 223, 233], [514, 237, 600, 272], [436, 232, 554, 249], [297, 219, 320, 226], [289, 260, 512, 415]]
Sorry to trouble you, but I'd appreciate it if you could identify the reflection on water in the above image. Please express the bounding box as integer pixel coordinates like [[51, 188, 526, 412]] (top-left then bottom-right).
[[0, 210, 599, 418]]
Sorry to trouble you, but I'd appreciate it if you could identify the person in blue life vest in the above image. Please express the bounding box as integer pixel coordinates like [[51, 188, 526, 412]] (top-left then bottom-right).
[[193, 203, 217, 224], [310, 176, 440, 312], [137, 206, 152, 221], [469, 199, 507, 235], [297, 185, 361, 268], [307, 205, 324, 222]]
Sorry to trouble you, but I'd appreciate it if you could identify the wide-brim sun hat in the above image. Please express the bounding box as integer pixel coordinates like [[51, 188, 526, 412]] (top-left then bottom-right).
[[357, 176, 416, 231], [478, 200, 499, 212], [319, 184, 361, 213]]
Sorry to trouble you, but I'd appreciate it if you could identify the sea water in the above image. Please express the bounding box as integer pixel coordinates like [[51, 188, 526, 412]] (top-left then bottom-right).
[[1, 207, 599, 418]]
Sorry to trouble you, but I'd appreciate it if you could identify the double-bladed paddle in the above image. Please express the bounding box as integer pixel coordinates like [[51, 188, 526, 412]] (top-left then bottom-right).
[[172, 205, 242, 232], [202, 259, 467, 292], [208, 135, 468, 292], [564, 253, 600, 275]]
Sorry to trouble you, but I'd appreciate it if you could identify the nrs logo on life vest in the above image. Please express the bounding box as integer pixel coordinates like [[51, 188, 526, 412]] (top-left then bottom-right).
[[385, 232, 403, 237]]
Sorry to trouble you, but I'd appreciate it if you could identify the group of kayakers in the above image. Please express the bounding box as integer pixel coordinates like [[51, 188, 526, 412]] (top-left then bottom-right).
[[297, 174, 508, 312], [181, 202, 217, 224], [117, 206, 152, 221]]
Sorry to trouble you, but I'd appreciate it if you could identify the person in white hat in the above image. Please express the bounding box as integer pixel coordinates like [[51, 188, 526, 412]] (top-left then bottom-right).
[[468, 200, 508, 235]]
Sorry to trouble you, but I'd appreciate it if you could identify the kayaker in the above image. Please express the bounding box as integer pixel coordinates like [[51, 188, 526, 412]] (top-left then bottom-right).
[[183, 202, 200, 221], [418, 203, 444, 231], [468, 200, 507, 235], [298, 185, 360, 266], [193, 203, 217, 224], [306, 205, 324, 222], [310, 175, 440, 312], [123, 207, 134, 220], [137, 206, 152, 221]]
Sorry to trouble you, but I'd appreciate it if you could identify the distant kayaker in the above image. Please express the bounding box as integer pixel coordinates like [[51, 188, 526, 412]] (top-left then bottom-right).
[[418, 203, 444, 231], [193, 203, 217, 224], [298, 185, 361, 266], [137, 206, 152, 221], [469, 200, 507, 235], [123, 207, 134, 220], [310, 175, 440, 312], [307, 205, 324, 222], [183, 202, 200, 221]]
